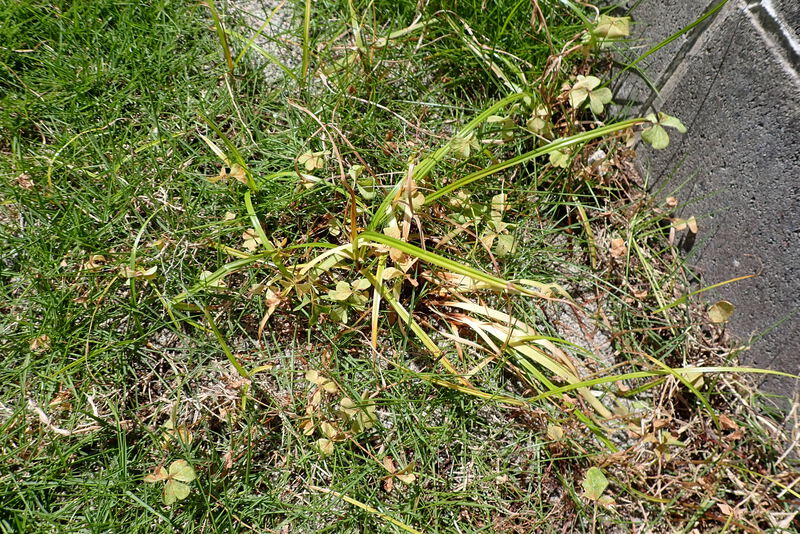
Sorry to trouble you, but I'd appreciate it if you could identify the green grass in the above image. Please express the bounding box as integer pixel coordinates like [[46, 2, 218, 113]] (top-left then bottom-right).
[[1, 0, 798, 532]]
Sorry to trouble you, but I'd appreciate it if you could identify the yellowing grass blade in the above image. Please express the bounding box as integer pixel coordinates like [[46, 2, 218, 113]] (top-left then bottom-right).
[[359, 231, 543, 296], [308, 486, 423, 534], [362, 270, 470, 387], [442, 301, 613, 419]]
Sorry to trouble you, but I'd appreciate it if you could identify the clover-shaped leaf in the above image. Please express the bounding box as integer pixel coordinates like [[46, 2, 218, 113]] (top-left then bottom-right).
[[297, 151, 329, 171], [549, 149, 570, 168], [641, 112, 687, 150], [305, 369, 339, 394], [339, 396, 377, 433], [450, 132, 481, 159], [494, 234, 516, 257], [569, 75, 613, 114], [526, 105, 552, 137], [144, 460, 196, 505], [161, 421, 193, 450], [327, 281, 354, 301], [242, 229, 259, 252], [486, 115, 516, 141], [594, 15, 631, 39]]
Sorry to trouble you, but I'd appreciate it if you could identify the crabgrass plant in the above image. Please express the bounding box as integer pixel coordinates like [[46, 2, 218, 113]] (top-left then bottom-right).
[[1, 0, 797, 532]]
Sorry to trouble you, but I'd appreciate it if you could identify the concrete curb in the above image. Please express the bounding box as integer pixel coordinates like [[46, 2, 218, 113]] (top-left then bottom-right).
[[624, 0, 800, 395]]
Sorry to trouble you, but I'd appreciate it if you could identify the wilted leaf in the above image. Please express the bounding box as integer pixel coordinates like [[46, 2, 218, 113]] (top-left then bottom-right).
[[297, 151, 329, 171], [209, 164, 247, 185], [120, 265, 158, 280], [317, 438, 334, 456], [610, 238, 627, 258], [708, 300, 735, 323], [144, 466, 169, 483], [546, 424, 564, 441], [582, 466, 609, 501], [381, 267, 405, 280], [305, 370, 339, 393], [161, 421, 193, 450], [81, 255, 107, 271], [29, 335, 51, 353], [321, 421, 343, 440], [549, 149, 570, 168], [15, 173, 34, 190], [671, 216, 698, 233], [242, 229, 259, 251], [450, 132, 481, 159]]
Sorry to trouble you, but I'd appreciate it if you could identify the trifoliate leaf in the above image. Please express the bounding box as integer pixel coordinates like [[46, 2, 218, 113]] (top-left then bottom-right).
[[450, 132, 481, 159], [242, 229, 259, 251], [568, 75, 601, 108], [491, 193, 508, 216], [494, 234, 516, 256], [708, 300, 735, 323], [297, 151, 328, 171], [655, 112, 687, 133], [328, 281, 353, 301], [594, 15, 631, 39], [487, 115, 515, 140], [641, 112, 687, 149], [119, 265, 158, 280], [582, 466, 609, 501], [351, 278, 371, 291]]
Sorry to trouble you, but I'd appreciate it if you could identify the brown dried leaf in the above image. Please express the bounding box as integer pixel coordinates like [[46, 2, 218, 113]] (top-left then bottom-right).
[[610, 238, 627, 258]]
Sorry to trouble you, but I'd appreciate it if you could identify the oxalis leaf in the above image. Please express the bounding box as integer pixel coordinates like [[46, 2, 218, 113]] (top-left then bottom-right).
[[641, 112, 687, 149], [568, 76, 612, 114], [144, 459, 196, 505]]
